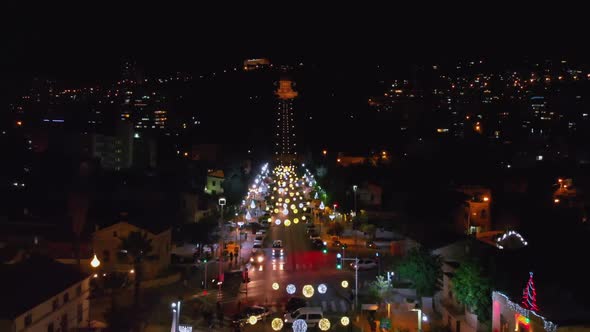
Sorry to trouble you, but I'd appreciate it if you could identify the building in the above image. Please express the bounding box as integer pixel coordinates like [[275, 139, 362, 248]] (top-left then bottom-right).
[[455, 186, 492, 235], [92, 122, 134, 171], [357, 183, 383, 207], [0, 256, 91, 332], [204, 169, 225, 195], [91, 215, 171, 279], [243, 58, 271, 71], [274, 78, 298, 164]]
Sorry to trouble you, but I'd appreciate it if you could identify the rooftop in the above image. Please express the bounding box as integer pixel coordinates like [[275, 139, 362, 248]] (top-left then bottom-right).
[[0, 255, 89, 319]]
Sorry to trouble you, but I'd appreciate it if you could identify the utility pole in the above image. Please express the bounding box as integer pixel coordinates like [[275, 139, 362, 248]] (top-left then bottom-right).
[[218, 197, 226, 296], [353, 185, 358, 249]]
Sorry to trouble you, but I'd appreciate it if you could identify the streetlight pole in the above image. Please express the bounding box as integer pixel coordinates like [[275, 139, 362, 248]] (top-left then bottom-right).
[[218, 197, 226, 296], [353, 185, 358, 249], [411, 308, 423, 332]]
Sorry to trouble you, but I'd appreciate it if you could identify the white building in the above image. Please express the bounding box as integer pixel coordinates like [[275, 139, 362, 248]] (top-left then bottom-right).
[[0, 256, 91, 332]]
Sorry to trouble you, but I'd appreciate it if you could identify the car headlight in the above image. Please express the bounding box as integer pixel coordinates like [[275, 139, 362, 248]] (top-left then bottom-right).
[[257, 256, 264, 263]]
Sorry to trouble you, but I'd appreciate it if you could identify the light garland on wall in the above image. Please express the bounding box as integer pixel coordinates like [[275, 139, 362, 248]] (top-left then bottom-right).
[[494, 292, 557, 332], [495, 230, 528, 249]]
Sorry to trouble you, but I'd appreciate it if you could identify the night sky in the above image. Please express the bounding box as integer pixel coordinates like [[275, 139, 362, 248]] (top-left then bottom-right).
[[2, 6, 586, 102]]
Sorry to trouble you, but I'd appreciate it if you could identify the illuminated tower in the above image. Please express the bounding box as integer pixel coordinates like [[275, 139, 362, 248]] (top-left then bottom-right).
[[275, 78, 298, 163]]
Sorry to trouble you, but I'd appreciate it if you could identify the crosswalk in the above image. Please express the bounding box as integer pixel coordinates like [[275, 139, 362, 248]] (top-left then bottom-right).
[[312, 299, 352, 313]]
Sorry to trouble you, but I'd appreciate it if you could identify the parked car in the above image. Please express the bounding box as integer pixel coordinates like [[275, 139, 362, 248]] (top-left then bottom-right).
[[232, 306, 270, 326], [350, 259, 378, 270]]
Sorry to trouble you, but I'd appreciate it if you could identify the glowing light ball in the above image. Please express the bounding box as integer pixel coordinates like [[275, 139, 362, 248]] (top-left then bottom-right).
[[290, 204, 296, 210], [282, 209, 289, 215], [266, 207, 270, 211], [319, 318, 331, 331], [248, 316, 258, 325], [278, 198, 283, 202], [268, 218, 272, 223], [271, 196, 275, 200], [302, 284, 314, 298], [302, 207, 307, 212], [293, 218, 300, 224], [286, 284, 296, 294], [271, 318, 284, 331], [289, 192, 294, 197], [284, 219, 291, 227], [293, 209, 298, 214], [318, 284, 327, 294], [272, 282, 280, 290], [293, 319, 307, 332], [275, 219, 281, 225], [302, 216, 306, 221], [341, 280, 349, 288], [285, 199, 290, 203], [274, 208, 279, 214], [341, 316, 350, 326], [299, 203, 304, 208]]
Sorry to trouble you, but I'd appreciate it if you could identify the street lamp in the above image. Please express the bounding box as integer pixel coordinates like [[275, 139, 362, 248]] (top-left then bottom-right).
[[171, 300, 181, 332], [90, 254, 100, 268], [218, 197, 226, 296], [411, 306, 427, 332]]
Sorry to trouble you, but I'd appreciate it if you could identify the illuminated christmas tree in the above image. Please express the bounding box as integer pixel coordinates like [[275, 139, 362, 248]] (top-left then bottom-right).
[[522, 272, 539, 312]]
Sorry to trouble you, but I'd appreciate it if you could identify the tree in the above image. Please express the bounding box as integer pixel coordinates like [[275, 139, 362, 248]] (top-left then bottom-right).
[[452, 260, 492, 321], [396, 248, 442, 297], [361, 223, 377, 240], [327, 222, 345, 237], [368, 275, 391, 303], [119, 232, 154, 309]]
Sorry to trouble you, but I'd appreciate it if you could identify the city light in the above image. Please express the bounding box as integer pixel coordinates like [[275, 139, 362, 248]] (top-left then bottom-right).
[[248, 316, 258, 325], [318, 284, 327, 294], [302, 284, 314, 298], [319, 318, 331, 331], [286, 284, 296, 294], [341, 280, 349, 288], [293, 319, 307, 332], [272, 282, 279, 290], [271, 318, 284, 330], [341, 316, 350, 326], [90, 254, 101, 268]]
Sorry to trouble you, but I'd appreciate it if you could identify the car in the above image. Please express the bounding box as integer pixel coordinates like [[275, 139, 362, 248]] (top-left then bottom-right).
[[285, 297, 307, 313], [366, 240, 377, 249], [284, 307, 323, 327], [350, 259, 378, 270], [232, 305, 270, 326], [250, 251, 265, 265], [311, 238, 324, 248], [272, 240, 284, 256], [251, 243, 263, 254]]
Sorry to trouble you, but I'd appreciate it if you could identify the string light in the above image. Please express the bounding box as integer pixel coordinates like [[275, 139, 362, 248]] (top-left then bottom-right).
[[493, 292, 557, 332]]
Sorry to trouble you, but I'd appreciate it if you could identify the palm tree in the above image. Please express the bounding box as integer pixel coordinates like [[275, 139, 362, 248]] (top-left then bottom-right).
[[118, 231, 153, 308]]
